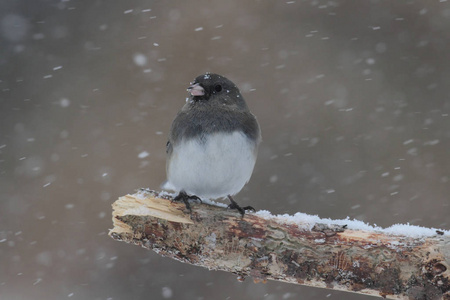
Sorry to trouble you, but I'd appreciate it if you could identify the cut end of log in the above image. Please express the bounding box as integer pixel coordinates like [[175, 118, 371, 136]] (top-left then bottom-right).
[[110, 191, 194, 235]]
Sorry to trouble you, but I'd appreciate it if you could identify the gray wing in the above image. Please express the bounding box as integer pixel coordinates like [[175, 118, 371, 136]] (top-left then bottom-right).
[[163, 140, 175, 191], [166, 140, 173, 155]]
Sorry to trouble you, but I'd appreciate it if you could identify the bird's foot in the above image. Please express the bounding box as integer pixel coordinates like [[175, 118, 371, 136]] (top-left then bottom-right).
[[227, 195, 255, 217], [173, 191, 202, 212]]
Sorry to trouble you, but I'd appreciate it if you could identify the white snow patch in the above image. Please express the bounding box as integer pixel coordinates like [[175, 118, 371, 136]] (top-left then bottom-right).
[[65, 203, 74, 209], [133, 53, 147, 66], [161, 286, 173, 299], [254, 211, 449, 238], [60, 98, 70, 107], [138, 151, 149, 159], [156, 190, 177, 199], [199, 198, 228, 208], [424, 139, 439, 146], [269, 175, 278, 183], [383, 223, 444, 237], [366, 58, 375, 65]]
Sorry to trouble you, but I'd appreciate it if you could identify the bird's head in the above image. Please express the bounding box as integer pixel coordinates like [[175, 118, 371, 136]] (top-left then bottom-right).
[[187, 73, 247, 109]]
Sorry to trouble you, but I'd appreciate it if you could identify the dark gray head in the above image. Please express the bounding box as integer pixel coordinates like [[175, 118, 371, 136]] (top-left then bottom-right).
[[187, 73, 248, 110]]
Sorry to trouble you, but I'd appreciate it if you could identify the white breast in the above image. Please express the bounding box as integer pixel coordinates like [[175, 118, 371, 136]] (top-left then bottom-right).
[[166, 131, 258, 199]]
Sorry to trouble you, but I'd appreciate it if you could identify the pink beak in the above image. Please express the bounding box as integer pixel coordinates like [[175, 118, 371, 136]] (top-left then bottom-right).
[[187, 83, 205, 96]]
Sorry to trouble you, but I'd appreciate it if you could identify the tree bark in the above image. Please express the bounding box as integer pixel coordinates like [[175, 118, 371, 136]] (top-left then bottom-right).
[[109, 190, 450, 299]]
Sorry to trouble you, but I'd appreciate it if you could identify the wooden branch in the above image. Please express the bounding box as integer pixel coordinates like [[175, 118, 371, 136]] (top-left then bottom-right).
[[109, 190, 450, 300]]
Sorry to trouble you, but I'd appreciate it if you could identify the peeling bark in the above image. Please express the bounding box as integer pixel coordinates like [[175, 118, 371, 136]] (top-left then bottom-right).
[[109, 190, 450, 300]]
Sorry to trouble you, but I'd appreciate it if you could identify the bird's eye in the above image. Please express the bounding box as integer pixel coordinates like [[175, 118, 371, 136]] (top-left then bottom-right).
[[214, 84, 222, 92]]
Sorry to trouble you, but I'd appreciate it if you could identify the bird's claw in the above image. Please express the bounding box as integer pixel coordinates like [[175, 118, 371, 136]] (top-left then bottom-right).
[[172, 191, 202, 212], [227, 195, 255, 217]]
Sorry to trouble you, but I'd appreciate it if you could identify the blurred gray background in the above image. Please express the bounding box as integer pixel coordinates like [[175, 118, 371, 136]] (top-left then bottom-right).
[[1, 1, 450, 299]]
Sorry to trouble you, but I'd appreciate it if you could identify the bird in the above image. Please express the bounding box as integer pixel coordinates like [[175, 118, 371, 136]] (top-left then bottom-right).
[[164, 73, 261, 216]]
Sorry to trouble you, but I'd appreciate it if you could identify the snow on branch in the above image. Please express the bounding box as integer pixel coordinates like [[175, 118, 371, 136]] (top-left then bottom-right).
[[109, 190, 450, 299]]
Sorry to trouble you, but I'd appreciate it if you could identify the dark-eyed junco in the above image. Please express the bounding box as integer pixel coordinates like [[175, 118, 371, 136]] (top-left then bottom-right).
[[164, 73, 261, 216]]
